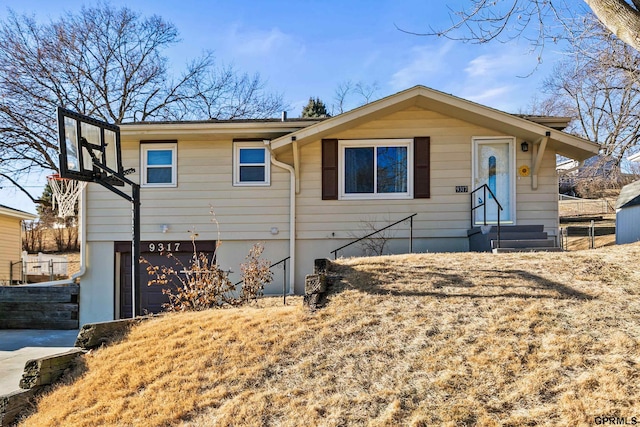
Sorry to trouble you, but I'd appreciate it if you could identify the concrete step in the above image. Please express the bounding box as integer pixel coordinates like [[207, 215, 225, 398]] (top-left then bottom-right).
[[492, 247, 564, 253], [491, 239, 556, 249], [467, 224, 544, 237]]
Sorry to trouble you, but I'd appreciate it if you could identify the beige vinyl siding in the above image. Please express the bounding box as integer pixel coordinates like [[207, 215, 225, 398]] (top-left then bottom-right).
[[296, 106, 559, 241], [87, 138, 292, 242], [515, 151, 559, 234], [0, 215, 23, 283]]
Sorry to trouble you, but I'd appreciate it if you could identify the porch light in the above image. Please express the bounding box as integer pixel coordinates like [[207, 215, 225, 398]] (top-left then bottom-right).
[[521, 141, 529, 152]]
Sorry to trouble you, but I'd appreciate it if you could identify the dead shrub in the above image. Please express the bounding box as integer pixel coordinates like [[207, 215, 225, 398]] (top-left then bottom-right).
[[143, 237, 272, 312], [238, 243, 273, 305], [143, 244, 236, 311]]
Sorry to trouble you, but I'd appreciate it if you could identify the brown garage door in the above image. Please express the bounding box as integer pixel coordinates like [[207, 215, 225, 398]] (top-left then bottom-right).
[[116, 241, 217, 318]]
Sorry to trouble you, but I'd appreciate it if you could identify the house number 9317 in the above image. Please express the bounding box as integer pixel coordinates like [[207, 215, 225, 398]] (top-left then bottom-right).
[[147, 242, 181, 252]]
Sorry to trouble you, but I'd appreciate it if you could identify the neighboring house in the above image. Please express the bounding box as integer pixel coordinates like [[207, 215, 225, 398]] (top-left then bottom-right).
[[615, 180, 640, 245], [557, 155, 615, 175], [0, 205, 37, 285], [557, 155, 618, 195], [78, 85, 599, 325]]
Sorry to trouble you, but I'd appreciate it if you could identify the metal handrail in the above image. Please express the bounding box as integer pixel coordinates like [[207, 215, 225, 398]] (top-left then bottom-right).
[[330, 213, 417, 260], [235, 256, 290, 304], [470, 184, 503, 249]]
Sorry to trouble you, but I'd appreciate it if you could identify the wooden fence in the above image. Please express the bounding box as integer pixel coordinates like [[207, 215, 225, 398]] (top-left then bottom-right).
[[558, 195, 614, 216], [0, 284, 79, 329]]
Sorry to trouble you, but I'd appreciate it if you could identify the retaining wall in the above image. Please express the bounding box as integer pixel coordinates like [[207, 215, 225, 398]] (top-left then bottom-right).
[[0, 284, 79, 329]]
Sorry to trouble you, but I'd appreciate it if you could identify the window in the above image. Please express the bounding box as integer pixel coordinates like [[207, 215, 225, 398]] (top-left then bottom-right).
[[338, 139, 413, 200], [234, 142, 270, 186], [141, 142, 177, 187]]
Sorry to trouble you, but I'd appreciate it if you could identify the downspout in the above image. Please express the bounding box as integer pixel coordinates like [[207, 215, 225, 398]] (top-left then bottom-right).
[[263, 140, 295, 294], [71, 186, 87, 281]]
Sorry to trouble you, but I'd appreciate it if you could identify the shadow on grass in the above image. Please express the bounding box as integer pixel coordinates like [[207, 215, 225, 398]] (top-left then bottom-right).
[[330, 263, 593, 301]]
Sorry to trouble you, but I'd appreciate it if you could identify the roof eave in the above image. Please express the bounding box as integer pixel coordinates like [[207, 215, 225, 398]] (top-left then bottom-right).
[[120, 120, 319, 140], [270, 85, 600, 161], [0, 206, 37, 220]]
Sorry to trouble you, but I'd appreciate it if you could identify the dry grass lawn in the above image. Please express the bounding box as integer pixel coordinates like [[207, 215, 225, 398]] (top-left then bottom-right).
[[21, 243, 640, 426]]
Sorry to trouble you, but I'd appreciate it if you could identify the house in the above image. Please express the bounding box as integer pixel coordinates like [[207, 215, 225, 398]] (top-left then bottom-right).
[[557, 155, 619, 195], [77, 85, 599, 325], [628, 151, 640, 163], [0, 205, 37, 285], [615, 180, 640, 244]]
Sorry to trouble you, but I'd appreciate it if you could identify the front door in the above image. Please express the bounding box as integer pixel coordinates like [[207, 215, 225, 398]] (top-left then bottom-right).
[[472, 138, 515, 224]]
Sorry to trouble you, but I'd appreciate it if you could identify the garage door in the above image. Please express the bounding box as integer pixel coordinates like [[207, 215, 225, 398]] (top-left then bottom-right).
[[116, 241, 217, 318]]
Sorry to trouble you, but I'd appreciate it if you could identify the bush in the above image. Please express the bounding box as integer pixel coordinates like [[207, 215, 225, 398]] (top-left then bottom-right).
[[238, 243, 273, 305]]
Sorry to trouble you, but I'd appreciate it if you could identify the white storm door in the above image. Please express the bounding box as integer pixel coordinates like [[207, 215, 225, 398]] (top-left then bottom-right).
[[472, 138, 515, 224]]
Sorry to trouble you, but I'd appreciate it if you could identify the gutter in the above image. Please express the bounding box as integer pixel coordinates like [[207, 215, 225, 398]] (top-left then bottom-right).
[[264, 140, 295, 295]]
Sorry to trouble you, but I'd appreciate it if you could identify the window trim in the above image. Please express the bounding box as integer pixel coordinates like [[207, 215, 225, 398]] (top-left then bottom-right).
[[338, 139, 413, 200], [233, 142, 271, 186], [141, 142, 177, 188]]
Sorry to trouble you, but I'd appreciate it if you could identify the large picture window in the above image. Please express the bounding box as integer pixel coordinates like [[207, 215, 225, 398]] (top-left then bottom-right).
[[141, 142, 177, 187], [338, 139, 413, 199], [234, 142, 270, 186]]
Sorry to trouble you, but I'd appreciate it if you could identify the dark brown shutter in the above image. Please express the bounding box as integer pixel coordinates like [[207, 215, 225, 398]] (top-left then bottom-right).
[[322, 139, 339, 200], [414, 137, 430, 199]]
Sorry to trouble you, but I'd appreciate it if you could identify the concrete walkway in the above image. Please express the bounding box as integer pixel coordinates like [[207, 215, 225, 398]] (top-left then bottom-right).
[[0, 330, 78, 395]]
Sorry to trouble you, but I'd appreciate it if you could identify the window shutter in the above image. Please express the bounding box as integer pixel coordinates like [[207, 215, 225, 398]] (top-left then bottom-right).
[[322, 139, 339, 200], [414, 137, 430, 199]]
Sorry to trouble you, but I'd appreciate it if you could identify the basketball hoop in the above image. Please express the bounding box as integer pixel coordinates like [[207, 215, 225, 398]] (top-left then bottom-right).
[[47, 174, 87, 218]]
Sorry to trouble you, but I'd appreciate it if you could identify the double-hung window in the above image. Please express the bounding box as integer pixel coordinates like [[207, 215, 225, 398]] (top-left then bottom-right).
[[338, 139, 413, 199], [234, 142, 270, 186], [141, 142, 177, 187]]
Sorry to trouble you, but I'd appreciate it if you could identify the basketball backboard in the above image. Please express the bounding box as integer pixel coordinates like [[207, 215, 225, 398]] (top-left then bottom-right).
[[57, 107, 124, 184]]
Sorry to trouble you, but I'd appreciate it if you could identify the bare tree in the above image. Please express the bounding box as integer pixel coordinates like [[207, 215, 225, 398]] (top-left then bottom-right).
[[404, 1, 640, 56], [546, 18, 640, 158], [0, 4, 285, 199], [541, 17, 640, 190], [332, 80, 380, 115]]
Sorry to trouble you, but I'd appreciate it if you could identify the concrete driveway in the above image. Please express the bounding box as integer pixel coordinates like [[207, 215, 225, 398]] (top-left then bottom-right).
[[0, 329, 78, 395]]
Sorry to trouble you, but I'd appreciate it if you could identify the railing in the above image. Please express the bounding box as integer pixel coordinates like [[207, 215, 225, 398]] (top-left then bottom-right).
[[235, 256, 290, 305], [470, 184, 503, 249], [330, 213, 417, 260], [270, 256, 290, 305]]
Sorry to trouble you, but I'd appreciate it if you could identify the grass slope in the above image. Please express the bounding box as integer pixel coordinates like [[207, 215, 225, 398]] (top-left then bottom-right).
[[22, 244, 640, 426]]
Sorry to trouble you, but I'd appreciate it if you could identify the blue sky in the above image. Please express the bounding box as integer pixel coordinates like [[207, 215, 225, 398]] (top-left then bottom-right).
[[1, 0, 586, 213]]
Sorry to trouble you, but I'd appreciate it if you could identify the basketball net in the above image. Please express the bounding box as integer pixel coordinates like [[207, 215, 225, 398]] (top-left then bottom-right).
[[47, 174, 87, 218]]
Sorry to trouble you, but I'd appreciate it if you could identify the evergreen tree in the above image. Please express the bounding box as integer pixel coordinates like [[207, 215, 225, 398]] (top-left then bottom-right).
[[301, 97, 330, 118]]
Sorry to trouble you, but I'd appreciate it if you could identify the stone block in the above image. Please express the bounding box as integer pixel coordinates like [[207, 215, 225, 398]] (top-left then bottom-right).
[[19, 349, 84, 389], [314, 258, 331, 275], [305, 274, 326, 294], [0, 388, 37, 427], [75, 318, 144, 349]]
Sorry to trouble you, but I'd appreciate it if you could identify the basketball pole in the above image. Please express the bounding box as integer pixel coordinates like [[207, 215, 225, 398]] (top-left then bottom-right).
[[132, 184, 141, 317]]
